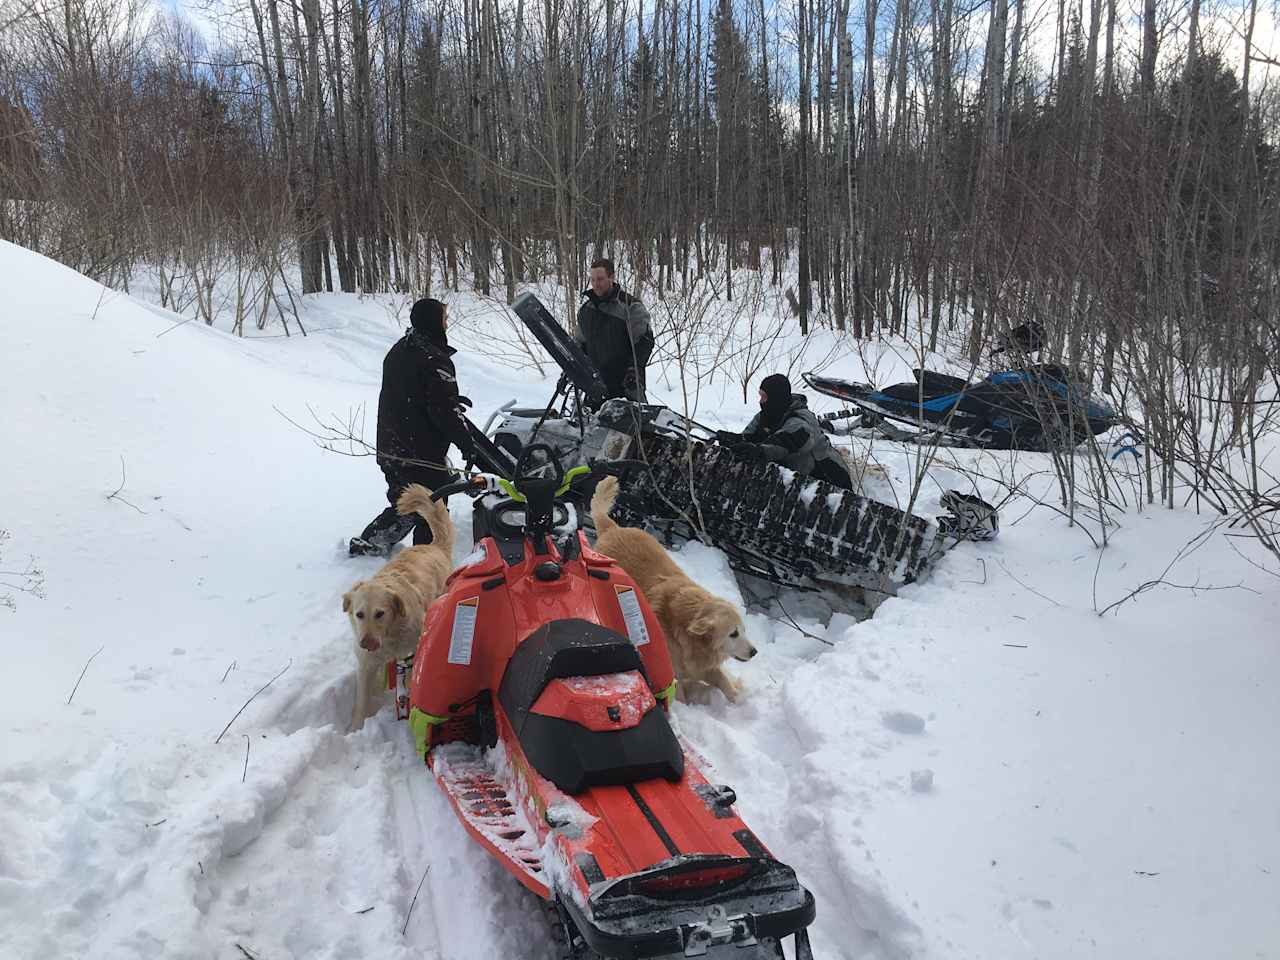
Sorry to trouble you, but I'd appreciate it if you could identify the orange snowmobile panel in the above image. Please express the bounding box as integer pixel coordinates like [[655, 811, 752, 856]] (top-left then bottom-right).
[[571, 784, 679, 874], [412, 530, 676, 729], [446, 538, 505, 580], [505, 551, 603, 640], [530, 672, 656, 732], [411, 566, 515, 721], [546, 752, 766, 896], [587, 573, 675, 694]]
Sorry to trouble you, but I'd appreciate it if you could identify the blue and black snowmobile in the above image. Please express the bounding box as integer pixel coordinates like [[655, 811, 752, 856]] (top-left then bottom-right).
[[804, 364, 1119, 451]]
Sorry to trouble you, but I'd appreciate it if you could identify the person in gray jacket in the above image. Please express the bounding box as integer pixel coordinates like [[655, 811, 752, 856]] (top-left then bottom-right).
[[575, 257, 654, 401], [718, 374, 854, 490]]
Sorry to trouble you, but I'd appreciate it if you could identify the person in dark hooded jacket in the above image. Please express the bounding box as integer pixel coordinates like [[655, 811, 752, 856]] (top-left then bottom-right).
[[717, 374, 854, 490], [349, 298, 476, 557], [575, 258, 653, 402]]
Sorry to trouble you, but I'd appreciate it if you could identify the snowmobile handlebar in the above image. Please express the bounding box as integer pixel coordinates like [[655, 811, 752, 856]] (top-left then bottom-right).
[[429, 473, 501, 502], [429, 457, 648, 505]]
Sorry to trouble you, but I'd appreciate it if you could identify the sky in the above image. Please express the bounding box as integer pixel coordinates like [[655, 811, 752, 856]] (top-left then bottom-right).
[[161, 0, 1276, 96]]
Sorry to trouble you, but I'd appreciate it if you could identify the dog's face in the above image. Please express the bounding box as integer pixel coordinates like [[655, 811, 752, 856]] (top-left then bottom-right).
[[689, 598, 757, 663], [342, 580, 406, 654]]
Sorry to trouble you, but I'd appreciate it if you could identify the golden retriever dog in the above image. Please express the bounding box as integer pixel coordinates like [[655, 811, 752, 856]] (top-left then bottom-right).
[[590, 477, 756, 702], [343, 485, 455, 731]]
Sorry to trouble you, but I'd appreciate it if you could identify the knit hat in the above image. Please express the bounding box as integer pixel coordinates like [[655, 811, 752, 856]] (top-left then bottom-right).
[[760, 373, 792, 427]]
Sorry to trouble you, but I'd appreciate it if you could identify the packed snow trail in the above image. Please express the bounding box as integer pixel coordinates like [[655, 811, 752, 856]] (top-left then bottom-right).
[[2, 240, 1277, 960]]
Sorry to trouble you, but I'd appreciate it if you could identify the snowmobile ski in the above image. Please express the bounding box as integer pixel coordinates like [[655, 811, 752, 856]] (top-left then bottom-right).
[[511, 292, 611, 411]]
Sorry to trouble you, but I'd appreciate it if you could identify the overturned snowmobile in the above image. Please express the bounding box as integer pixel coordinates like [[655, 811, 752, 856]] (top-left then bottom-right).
[[804, 361, 1120, 451], [477, 293, 996, 598]]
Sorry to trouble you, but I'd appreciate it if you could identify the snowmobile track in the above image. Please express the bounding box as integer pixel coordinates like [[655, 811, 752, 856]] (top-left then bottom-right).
[[610, 433, 938, 593]]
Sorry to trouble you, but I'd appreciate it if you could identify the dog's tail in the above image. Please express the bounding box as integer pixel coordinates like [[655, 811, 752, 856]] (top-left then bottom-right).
[[395, 484, 456, 556], [590, 476, 620, 535]]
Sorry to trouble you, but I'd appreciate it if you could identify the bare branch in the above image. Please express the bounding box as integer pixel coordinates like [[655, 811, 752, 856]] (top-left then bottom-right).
[[67, 645, 106, 705], [215, 659, 293, 744]]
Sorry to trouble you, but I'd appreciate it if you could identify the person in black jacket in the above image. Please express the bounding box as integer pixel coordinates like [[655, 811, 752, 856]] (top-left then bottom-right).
[[349, 298, 475, 557], [575, 258, 654, 401], [716, 374, 854, 490]]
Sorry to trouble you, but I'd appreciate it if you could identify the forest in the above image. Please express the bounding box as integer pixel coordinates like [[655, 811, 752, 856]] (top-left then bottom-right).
[[1, 0, 1277, 514]]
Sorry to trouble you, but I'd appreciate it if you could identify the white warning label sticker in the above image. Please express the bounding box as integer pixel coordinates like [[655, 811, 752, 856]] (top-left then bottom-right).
[[447, 597, 479, 665], [614, 586, 650, 647]]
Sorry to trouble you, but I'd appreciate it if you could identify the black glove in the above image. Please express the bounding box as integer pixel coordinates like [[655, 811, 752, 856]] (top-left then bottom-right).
[[715, 430, 742, 446], [621, 367, 646, 401], [731, 442, 766, 462], [455, 395, 473, 411]]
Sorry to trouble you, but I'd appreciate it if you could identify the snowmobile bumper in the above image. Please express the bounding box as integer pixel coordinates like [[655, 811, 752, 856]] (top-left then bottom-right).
[[561, 854, 816, 959]]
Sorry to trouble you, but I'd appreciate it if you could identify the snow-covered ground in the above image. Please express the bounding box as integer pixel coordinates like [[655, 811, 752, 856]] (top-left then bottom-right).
[[1, 238, 1276, 960]]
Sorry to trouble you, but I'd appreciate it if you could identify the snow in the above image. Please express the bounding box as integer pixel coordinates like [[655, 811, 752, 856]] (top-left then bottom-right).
[[881, 710, 928, 735], [544, 795, 598, 838], [2, 237, 1279, 960]]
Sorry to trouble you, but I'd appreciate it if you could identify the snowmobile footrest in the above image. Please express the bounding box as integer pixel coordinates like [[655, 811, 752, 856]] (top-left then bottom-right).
[[432, 748, 548, 895]]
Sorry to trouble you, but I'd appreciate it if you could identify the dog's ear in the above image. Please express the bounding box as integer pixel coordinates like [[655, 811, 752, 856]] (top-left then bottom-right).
[[391, 592, 406, 618], [689, 614, 716, 639], [341, 590, 354, 612]]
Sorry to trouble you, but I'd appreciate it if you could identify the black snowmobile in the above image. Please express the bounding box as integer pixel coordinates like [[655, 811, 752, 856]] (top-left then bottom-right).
[[803, 326, 1120, 451]]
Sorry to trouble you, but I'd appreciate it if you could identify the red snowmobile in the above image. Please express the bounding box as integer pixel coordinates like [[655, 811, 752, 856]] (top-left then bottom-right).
[[408, 444, 817, 959]]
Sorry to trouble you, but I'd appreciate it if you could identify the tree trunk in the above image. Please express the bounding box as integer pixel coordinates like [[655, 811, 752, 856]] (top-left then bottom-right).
[[797, 0, 812, 333]]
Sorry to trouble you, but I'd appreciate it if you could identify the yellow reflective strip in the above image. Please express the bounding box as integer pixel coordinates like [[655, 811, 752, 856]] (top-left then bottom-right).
[[410, 707, 448, 759], [656, 680, 676, 707]]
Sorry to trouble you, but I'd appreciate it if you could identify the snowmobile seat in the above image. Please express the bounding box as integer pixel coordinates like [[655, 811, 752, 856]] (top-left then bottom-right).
[[913, 369, 970, 396], [1030, 363, 1080, 385], [880, 382, 935, 402], [880, 370, 969, 403], [499, 618, 684, 794]]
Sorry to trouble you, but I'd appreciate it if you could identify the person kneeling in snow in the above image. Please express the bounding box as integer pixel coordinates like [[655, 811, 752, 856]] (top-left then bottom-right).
[[716, 374, 854, 491], [349, 298, 475, 557]]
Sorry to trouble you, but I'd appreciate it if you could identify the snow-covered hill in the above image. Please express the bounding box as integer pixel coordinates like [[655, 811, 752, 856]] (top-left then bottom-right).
[[1, 239, 1276, 959]]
